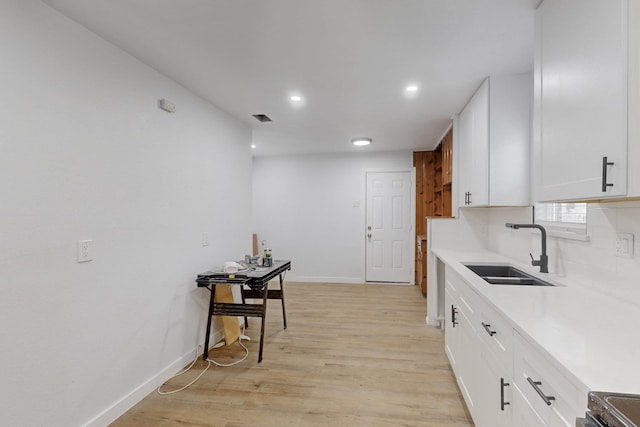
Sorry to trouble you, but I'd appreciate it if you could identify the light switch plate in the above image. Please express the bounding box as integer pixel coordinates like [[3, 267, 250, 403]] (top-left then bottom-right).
[[615, 233, 634, 258]]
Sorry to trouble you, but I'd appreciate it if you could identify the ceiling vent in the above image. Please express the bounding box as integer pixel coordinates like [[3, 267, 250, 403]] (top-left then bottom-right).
[[252, 114, 272, 123]]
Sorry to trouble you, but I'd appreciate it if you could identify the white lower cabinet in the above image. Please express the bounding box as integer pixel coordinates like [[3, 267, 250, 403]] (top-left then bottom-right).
[[512, 383, 547, 427], [445, 267, 511, 426], [513, 331, 581, 427], [444, 267, 583, 426], [474, 304, 514, 427], [457, 308, 481, 414], [444, 268, 482, 416], [475, 349, 512, 427]]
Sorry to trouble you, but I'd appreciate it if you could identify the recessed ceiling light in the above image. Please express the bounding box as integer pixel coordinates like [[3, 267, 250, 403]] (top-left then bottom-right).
[[290, 95, 302, 102], [405, 85, 418, 93], [352, 138, 372, 147], [251, 144, 256, 149]]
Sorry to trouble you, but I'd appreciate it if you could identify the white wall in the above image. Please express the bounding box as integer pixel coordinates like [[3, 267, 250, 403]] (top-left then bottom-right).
[[252, 151, 412, 282], [0, 2, 252, 425], [469, 206, 535, 259]]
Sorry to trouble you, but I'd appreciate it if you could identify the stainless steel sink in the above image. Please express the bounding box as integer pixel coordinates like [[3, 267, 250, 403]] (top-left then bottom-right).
[[465, 264, 555, 287]]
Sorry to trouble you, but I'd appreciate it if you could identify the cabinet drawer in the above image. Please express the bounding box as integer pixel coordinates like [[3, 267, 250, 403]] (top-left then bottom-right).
[[456, 286, 480, 324], [477, 302, 513, 373], [513, 331, 580, 427], [445, 267, 480, 323], [512, 383, 547, 427]]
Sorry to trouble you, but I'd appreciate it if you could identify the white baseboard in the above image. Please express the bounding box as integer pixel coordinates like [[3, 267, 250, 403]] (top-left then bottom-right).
[[425, 316, 443, 329], [83, 327, 228, 427], [289, 275, 364, 283], [289, 275, 414, 284]]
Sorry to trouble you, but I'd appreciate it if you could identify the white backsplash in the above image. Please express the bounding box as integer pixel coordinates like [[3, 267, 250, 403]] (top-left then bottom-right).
[[459, 206, 534, 265], [462, 201, 640, 302]]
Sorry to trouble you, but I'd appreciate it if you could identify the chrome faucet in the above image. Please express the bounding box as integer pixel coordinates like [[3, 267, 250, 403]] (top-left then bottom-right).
[[505, 223, 549, 273]]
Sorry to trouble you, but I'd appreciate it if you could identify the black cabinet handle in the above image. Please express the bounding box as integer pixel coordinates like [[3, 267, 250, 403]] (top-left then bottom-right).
[[526, 377, 555, 406], [501, 377, 510, 411], [602, 156, 614, 192], [467, 192, 472, 205], [482, 322, 496, 336], [451, 305, 458, 327], [464, 192, 468, 205]]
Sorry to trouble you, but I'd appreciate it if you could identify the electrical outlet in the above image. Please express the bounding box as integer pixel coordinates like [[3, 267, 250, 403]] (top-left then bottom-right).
[[77, 240, 93, 262], [159, 98, 176, 113], [202, 232, 209, 247], [615, 233, 634, 258]]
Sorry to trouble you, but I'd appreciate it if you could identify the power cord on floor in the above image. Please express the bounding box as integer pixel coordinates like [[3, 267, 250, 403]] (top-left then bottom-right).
[[156, 345, 211, 395], [207, 327, 249, 367], [156, 326, 250, 395]]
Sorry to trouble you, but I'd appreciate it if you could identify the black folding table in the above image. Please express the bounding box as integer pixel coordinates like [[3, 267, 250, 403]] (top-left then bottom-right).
[[195, 260, 291, 362]]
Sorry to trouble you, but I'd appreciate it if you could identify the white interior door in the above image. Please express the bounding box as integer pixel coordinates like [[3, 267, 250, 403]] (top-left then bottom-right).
[[365, 171, 412, 282]]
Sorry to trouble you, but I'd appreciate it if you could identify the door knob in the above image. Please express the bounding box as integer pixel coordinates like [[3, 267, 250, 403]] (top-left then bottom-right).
[[367, 226, 372, 230], [367, 233, 372, 238]]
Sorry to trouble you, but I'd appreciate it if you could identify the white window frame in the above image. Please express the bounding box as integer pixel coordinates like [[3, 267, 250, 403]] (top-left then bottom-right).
[[534, 203, 589, 241]]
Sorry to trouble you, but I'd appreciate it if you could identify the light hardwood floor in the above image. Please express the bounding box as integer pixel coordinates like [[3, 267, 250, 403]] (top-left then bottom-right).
[[112, 282, 474, 427]]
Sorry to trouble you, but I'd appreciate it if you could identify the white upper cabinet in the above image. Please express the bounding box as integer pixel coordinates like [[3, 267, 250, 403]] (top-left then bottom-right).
[[458, 79, 490, 207], [533, 0, 630, 201], [458, 75, 531, 208]]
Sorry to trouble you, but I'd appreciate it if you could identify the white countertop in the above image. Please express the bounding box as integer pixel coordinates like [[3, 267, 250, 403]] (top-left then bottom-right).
[[432, 248, 640, 395]]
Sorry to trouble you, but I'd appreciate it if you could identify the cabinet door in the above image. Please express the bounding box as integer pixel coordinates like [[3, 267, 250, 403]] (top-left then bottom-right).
[[417, 237, 427, 295], [456, 307, 482, 420], [458, 79, 490, 207], [469, 80, 490, 206], [444, 285, 460, 369], [536, 0, 628, 201], [512, 384, 548, 427], [475, 349, 513, 427], [489, 74, 531, 206], [444, 273, 482, 420], [513, 331, 580, 427], [458, 96, 474, 207]]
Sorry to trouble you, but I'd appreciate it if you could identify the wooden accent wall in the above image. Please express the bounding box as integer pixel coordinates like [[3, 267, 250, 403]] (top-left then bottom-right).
[[413, 151, 436, 237], [413, 126, 454, 295], [441, 128, 453, 186], [434, 128, 453, 218]]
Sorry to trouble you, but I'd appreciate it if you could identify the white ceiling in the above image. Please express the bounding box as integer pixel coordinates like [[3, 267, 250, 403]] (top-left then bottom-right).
[[42, 0, 539, 156]]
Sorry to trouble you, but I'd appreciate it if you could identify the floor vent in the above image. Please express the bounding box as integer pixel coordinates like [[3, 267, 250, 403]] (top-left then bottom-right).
[[252, 114, 272, 122]]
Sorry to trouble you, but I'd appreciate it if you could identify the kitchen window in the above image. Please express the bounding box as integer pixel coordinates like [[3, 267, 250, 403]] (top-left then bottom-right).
[[535, 202, 588, 240]]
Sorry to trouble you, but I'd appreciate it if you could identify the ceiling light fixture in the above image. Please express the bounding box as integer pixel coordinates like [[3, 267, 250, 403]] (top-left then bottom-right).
[[251, 144, 256, 149], [352, 138, 372, 147], [405, 85, 418, 93], [290, 95, 302, 102]]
